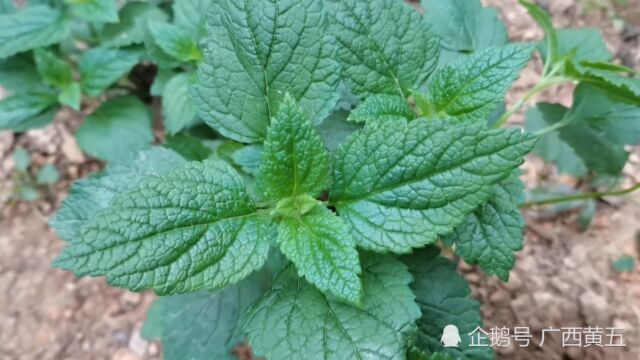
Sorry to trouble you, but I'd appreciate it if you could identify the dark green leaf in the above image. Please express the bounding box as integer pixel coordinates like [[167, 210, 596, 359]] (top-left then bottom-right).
[[164, 133, 212, 161], [348, 94, 415, 124], [66, 0, 119, 23], [99, 2, 167, 47], [79, 47, 142, 97], [0, 92, 58, 131], [162, 72, 197, 135]]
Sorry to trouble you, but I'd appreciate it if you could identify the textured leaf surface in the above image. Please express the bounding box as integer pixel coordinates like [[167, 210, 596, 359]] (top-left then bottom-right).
[[422, 0, 508, 53], [277, 205, 361, 303], [444, 172, 525, 281], [148, 21, 202, 62], [0, 92, 57, 131], [244, 254, 420, 360], [331, 120, 536, 253], [425, 44, 533, 122], [573, 62, 640, 104], [162, 72, 197, 134], [51, 148, 187, 241], [54, 160, 273, 294], [193, 0, 339, 142], [348, 94, 415, 124], [143, 275, 266, 360], [257, 95, 329, 201], [80, 47, 142, 97], [75, 96, 154, 163], [404, 247, 494, 360], [326, 0, 439, 98], [524, 104, 587, 176], [67, 0, 118, 23], [0, 5, 70, 59]]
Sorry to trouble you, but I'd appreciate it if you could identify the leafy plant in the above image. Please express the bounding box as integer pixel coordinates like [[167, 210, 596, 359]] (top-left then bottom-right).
[[1, 0, 631, 359], [7, 146, 60, 202]]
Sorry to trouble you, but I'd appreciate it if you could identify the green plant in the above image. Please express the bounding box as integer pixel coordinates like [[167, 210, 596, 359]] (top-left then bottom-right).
[[8, 146, 59, 202], [14, 0, 636, 359]]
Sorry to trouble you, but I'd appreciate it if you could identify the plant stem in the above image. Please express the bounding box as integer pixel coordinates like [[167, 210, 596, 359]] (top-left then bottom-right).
[[519, 182, 640, 208], [493, 76, 572, 128]]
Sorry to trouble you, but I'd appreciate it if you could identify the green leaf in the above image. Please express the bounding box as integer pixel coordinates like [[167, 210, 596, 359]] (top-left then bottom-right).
[[143, 274, 266, 360], [257, 95, 330, 201], [316, 109, 362, 152], [612, 255, 635, 273], [193, 0, 340, 143], [0, 0, 15, 14], [524, 104, 588, 176], [36, 163, 60, 185], [54, 160, 273, 294], [150, 69, 173, 96], [244, 254, 420, 360], [0, 5, 70, 59], [18, 185, 40, 201], [75, 96, 154, 163], [0, 92, 58, 131], [34, 49, 73, 88], [231, 145, 263, 176], [99, 2, 167, 48], [162, 72, 197, 135], [444, 172, 525, 281], [66, 0, 119, 23], [538, 28, 611, 66], [422, 0, 508, 53], [326, 0, 439, 98], [424, 44, 534, 122], [347, 94, 415, 124], [519, 0, 558, 73], [58, 82, 82, 110], [164, 133, 212, 161], [572, 62, 640, 104], [277, 205, 362, 304], [404, 247, 494, 360], [13, 147, 30, 172], [331, 120, 536, 253], [148, 21, 202, 62], [0, 54, 45, 93], [79, 47, 142, 97], [172, 0, 214, 38], [50, 147, 187, 241]]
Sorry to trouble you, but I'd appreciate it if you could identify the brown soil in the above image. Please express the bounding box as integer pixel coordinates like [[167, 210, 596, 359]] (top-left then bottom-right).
[[1, 1, 640, 360]]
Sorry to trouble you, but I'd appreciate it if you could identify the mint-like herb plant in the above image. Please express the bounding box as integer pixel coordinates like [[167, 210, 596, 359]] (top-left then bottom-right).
[[2, 0, 633, 359]]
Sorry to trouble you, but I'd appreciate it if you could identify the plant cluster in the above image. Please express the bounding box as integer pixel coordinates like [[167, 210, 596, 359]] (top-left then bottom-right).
[[1, 0, 639, 359]]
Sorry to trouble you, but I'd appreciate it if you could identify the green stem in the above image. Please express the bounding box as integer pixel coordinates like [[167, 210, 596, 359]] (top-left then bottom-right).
[[519, 182, 640, 208], [493, 76, 572, 128]]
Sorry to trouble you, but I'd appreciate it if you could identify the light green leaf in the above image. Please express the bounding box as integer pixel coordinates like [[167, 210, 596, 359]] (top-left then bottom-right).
[[164, 133, 212, 161], [148, 21, 202, 62], [524, 104, 588, 176], [424, 44, 533, 122], [193, 0, 340, 142], [422, 0, 508, 53], [0, 92, 58, 131], [331, 120, 536, 253], [99, 2, 167, 48], [404, 247, 494, 360], [54, 160, 273, 294], [348, 94, 415, 124], [232, 145, 263, 176], [80, 47, 142, 97], [0, 54, 45, 93], [162, 72, 197, 135], [244, 254, 420, 360], [13, 147, 30, 172], [66, 0, 118, 23], [58, 82, 82, 110], [326, 0, 439, 98], [444, 172, 525, 281], [143, 274, 267, 360], [75, 96, 153, 163], [0, 5, 70, 59], [519, 0, 558, 74], [34, 49, 73, 88], [538, 28, 611, 66], [150, 69, 173, 96], [172, 0, 214, 38], [18, 185, 40, 201], [36, 163, 60, 185], [277, 205, 362, 304], [50, 147, 187, 241], [257, 95, 330, 201]]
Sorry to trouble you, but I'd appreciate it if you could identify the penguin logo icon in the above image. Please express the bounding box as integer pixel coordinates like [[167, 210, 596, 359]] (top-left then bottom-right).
[[441, 324, 461, 348]]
